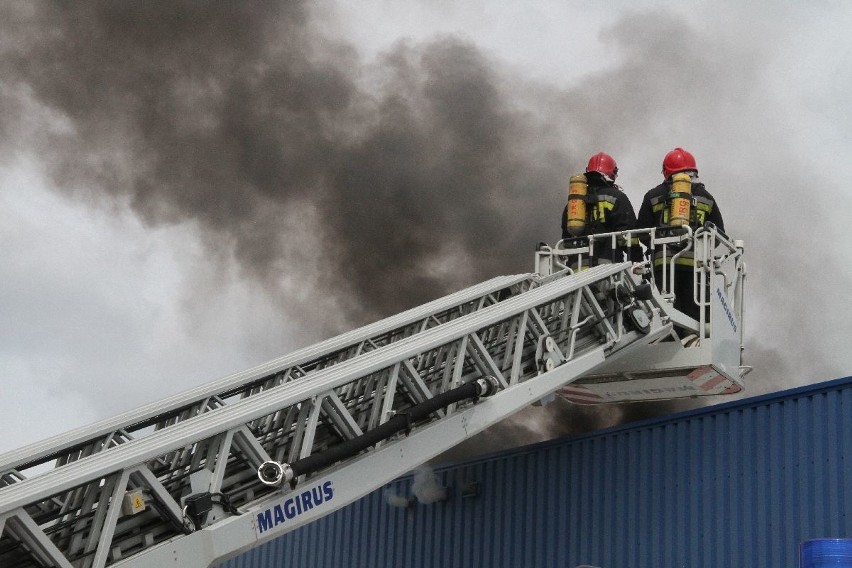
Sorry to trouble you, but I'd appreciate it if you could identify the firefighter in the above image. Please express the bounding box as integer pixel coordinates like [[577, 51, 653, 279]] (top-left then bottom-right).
[[560, 152, 638, 266], [637, 147, 725, 321]]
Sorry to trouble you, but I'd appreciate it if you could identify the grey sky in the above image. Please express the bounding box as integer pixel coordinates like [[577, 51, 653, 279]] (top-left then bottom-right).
[[2, 1, 851, 455]]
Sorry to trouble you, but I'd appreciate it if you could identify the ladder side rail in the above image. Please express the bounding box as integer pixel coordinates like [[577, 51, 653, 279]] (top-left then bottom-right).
[[240, 263, 646, 492], [0, 274, 534, 478], [118, 287, 671, 568], [0, 264, 627, 512], [0, 264, 639, 568], [250, 263, 634, 476], [110, 270, 652, 564], [114, 352, 609, 568], [172, 262, 650, 565]]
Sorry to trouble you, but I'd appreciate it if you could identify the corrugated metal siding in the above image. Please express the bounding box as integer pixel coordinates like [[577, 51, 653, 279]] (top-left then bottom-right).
[[219, 377, 852, 568]]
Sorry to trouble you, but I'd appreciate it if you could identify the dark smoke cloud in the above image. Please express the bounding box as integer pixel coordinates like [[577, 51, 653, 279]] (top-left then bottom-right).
[[327, 39, 567, 321], [0, 1, 567, 330], [2, 2, 847, 455], [3, 2, 353, 272]]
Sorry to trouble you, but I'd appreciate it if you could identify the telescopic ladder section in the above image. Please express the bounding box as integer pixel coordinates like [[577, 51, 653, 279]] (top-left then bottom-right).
[[0, 262, 665, 568], [0, 273, 537, 486]]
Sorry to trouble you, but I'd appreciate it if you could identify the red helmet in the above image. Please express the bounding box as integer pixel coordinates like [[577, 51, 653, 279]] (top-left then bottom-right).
[[662, 147, 697, 178], [586, 152, 618, 179]]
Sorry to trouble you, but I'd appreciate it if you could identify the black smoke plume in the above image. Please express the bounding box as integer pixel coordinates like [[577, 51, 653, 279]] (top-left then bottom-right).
[[2, 3, 843, 456], [0, 1, 566, 330]]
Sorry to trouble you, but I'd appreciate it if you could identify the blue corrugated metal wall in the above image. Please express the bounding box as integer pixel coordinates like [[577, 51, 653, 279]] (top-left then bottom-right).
[[219, 376, 852, 567]]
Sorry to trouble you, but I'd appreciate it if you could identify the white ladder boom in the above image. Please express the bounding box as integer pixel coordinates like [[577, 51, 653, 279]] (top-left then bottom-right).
[[0, 273, 536, 482], [0, 228, 747, 568]]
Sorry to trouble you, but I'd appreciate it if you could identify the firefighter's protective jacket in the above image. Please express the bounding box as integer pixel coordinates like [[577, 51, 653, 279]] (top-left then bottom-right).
[[560, 178, 638, 263], [637, 180, 724, 232], [637, 180, 725, 269]]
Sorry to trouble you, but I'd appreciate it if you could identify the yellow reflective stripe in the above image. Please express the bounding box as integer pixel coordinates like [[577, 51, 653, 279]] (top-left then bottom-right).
[[592, 200, 615, 223], [651, 202, 670, 224], [613, 235, 639, 246]]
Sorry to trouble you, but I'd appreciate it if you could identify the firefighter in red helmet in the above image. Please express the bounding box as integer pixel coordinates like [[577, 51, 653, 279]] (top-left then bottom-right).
[[638, 148, 724, 230], [637, 148, 725, 321], [561, 152, 638, 265]]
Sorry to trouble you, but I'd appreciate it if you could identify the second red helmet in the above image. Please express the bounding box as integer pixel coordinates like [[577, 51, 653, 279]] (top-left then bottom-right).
[[586, 152, 618, 179], [662, 147, 697, 178]]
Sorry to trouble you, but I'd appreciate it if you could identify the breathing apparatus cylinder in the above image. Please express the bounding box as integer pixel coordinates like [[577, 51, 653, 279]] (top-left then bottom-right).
[[668, 172, 693, 226], [565, 174, 588, 236]]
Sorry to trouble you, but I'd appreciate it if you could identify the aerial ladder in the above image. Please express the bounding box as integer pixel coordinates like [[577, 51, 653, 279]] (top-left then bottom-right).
[[0, 225, 746, 568]]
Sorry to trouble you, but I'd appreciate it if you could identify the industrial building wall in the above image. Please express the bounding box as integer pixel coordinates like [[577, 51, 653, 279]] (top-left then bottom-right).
[[219, 376, 852, 568]]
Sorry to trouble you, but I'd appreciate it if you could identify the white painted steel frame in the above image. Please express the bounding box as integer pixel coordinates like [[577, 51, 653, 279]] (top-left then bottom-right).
[[0, 263, 648, 568], [542, 226, 747, 390], [0, 273, 535, 480], [2, 224, 750, 568], [118, 347, 618, 568]]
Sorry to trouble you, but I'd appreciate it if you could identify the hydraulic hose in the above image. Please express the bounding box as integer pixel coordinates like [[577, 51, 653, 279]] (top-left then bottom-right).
[[258, 376, 499, 487]]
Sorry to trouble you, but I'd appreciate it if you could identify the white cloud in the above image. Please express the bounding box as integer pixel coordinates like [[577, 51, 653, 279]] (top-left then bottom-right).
[[0, 161, 305, 452]]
